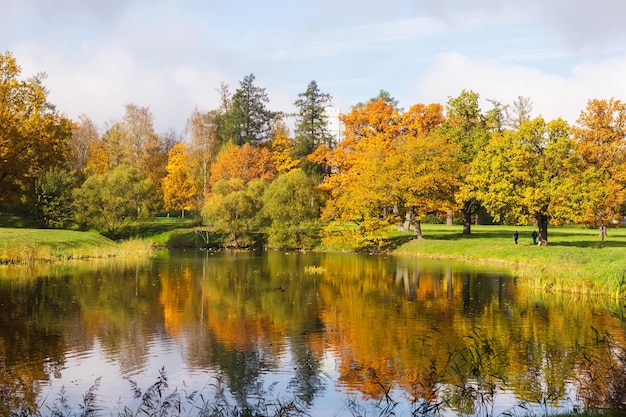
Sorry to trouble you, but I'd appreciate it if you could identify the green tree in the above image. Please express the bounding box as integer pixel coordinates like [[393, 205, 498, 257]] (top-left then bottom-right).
[[202, 178, 267, 248], [354, 89, 400, 109], [73, 165, 158, 238], [262, 169, 323, 249], [34, 167, 76, 228], [470, 117, 577, 245], [0, 51, 72, 205], [222, 74, 276, 145], [293, 81, 333, 177]]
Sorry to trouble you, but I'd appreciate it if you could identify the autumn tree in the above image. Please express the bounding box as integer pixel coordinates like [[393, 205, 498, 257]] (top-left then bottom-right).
[[0, 51, 72, 205], [122, 104, 172, 197], [68, 114, 99, 176], [209, 142, 277, 187], [401, 103, 445, 137], [293, 80, 333, 176], [470, 117, 577, 245], [73, 165, 158, 238], [269, 118, 300, 175], [122, 103, 155, 163], [311, 96, 401, 174], [81, 140, 106, 175], [570, 98, 626, 228], [163, 143, 199, 218], [262, 169, 323, 249], [391, 130, 461, 239], [82, 104, 172, 200], [315, 98, 402, 246], [317, 98, 459, 246], [443, 90, 492, 234], [186, 108, 223, 194], [89, 122, 126, 171]]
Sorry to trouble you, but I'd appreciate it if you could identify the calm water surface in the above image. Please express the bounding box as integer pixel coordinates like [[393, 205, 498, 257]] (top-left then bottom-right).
[[1, 250, 625, 415]]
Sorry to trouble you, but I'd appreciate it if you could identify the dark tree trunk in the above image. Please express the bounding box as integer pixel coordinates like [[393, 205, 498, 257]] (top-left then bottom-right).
[[462, 209, 472, 235], [535, 212, 549, 245], [462, 198, 477, 235]]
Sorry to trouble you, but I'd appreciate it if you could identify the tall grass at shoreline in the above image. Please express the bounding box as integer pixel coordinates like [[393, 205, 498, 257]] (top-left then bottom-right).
[[0, 228, 153, 264], [395, 224, 626, 298]]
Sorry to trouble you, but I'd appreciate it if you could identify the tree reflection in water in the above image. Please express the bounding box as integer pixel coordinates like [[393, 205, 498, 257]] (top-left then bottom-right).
[[0, 251, 624, 415]]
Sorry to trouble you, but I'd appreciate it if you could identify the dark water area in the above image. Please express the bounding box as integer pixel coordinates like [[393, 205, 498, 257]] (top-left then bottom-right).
[[0, 249, 625, 416]]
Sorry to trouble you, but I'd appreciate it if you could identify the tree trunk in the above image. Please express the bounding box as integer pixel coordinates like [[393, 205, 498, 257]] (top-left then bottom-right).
[[462, 198, 476, 235], [181, 209, 185, 219], [446, 211, 453, 226], [462, 209, 472, 235], [412, 218, 423, 239], [535, 212, 549, 245]]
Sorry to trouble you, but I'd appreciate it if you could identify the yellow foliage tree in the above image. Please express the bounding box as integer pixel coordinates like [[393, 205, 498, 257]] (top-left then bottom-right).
[[0, 51, 72, 204], [163, 142, 199, 218], [470, 117, 577, 244], [269, 120, 300, 174]]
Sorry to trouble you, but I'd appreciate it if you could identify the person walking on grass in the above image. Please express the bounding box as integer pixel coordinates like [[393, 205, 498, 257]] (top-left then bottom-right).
[[531, 230, 538, 245], [513, 230, 519, 244]]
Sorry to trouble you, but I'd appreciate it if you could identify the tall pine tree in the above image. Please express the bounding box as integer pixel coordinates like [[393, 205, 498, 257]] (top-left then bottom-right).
[[227, 74, 276, 145], [293, 80, 332, 177]]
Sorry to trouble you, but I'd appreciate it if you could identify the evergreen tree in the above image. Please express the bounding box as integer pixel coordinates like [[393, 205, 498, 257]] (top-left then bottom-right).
[[225, 74, 276, 145], [293, 80, 333, 177]]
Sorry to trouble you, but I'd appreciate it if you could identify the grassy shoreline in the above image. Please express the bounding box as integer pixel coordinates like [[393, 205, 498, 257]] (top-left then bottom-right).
[[392, 224, 626, 298], [0, 228, 153, 264], [1, 222, 625, 298]]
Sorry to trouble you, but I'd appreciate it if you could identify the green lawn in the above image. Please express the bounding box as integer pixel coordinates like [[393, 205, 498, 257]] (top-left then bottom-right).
[[394, 224, 626, 298]]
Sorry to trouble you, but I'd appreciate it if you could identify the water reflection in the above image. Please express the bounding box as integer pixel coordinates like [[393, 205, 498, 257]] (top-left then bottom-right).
[[0, 251, 624, 415]]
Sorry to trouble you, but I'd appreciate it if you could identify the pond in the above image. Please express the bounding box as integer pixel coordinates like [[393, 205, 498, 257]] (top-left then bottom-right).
[[1, 249, 625, 416]]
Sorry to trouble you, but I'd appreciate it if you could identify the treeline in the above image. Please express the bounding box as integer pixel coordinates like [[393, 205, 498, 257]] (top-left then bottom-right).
[[1, 51, 624, 248]]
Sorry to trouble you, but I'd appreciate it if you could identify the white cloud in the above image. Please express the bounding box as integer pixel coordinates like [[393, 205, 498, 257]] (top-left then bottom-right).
[[414, 52, 626, 125], [6, 0, 626, 135]]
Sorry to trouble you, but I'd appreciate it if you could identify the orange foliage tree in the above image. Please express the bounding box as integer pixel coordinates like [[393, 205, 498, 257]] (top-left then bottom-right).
[[209, 142, 277, 187], [315, 99, 459, 246], [570, 98, 626, 227]]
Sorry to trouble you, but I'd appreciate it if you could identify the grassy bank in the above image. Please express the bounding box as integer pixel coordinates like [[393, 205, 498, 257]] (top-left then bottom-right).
[[2, 221, 625, 297], [0, 228, 152, 264], [394, 224, 626, 298]]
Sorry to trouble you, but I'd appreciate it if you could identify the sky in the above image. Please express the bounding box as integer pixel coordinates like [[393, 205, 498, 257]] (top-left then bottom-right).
[[4, 0, 626, 135]]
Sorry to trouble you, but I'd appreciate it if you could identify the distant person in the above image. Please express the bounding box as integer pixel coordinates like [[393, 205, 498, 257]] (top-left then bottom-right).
[[531, 230, 538, 245], [513, 230, 519, 244], [599, 224, 607, 241]]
